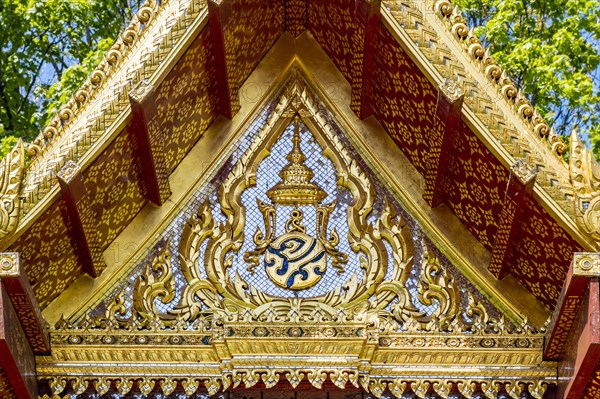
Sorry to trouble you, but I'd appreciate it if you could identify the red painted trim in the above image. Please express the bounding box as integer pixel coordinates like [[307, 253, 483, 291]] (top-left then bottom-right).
[[0, 285, 35, 398], [1, 268, 50, 354], [350, 0, 380, 119], [422, 86, 463, 208], [58, 167, 105, 278], [545, 260, 593, 359], [564, 280, 600, 398], [208, 0, 239, 119]]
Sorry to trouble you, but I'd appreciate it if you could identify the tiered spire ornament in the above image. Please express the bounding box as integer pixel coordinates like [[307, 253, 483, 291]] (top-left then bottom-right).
[[266, 116, 327, 206], [247, 115, 346, 289]]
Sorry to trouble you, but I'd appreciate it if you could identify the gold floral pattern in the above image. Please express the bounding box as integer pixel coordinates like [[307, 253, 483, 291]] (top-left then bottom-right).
[[442, 123, 507, 249], [85, 126, 146, 248], [512, 197, 582, 308], [8, 200, 80, 308], [308, 0, 356, 84], [150, 27, 219, 172], [372, 24, 437, 175]]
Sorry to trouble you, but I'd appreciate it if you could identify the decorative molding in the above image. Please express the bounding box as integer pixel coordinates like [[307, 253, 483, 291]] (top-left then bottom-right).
[[0, 139, 24, 240], [0, 253, 19, 277]]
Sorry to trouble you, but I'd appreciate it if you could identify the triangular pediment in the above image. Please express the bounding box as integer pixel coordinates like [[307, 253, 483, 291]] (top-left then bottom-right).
[[38, 67, 553, 398], [1, 0, 598, 396]]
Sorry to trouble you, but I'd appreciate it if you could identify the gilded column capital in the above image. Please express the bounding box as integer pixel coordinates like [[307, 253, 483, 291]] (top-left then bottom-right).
[[0, 252, 19, 277], [572, 252, 600, 277], [129, 79, 154, 104]]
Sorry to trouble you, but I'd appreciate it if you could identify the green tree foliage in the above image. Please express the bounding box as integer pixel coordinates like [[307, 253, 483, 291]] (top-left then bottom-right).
[[0, 0, 139, 158], [454, 0, 600, 159]]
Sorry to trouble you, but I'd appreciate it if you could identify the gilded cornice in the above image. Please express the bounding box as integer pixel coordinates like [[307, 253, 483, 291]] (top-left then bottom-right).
[[39, 326, 555, 398], [382, 0, 599, 249], [0, 0, 209, 246]]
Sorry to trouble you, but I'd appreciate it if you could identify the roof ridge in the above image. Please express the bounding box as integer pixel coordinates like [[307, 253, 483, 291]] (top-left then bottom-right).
[[14, 0, 207, 214], [26, 0, 162, 161], [431, 0, 568, 158]]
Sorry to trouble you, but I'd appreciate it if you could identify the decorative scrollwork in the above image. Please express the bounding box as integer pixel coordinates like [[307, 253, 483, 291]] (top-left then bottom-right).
[[85, 77, 518, 336], [570, 129, 600, 240], [0, 139, 24, 239]]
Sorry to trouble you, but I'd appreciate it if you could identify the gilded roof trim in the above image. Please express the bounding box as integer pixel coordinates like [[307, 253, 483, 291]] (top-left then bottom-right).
[[381, 0, 599, 250], [2, 0, 209, 247]]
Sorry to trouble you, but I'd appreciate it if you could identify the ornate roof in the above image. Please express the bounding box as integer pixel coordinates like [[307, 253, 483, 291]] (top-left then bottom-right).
[[0, 0, 598, 397]]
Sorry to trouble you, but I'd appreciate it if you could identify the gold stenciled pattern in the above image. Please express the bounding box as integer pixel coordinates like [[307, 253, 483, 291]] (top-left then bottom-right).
[[512, 196, 582, 309], [85, 126, 146, 249], [0, 367, 15, 398], [308, 0, 356, 85], [285, 0, 306, 37], [224, 0, 285, 106], [372, 24, 437, 176], [442, 123, 507, 249], [8, 199, 80, 308], [149, 27, 219, 172]]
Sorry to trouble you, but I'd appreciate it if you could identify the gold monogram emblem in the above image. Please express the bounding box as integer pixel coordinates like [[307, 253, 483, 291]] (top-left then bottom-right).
[[247, 116, 345, 289]]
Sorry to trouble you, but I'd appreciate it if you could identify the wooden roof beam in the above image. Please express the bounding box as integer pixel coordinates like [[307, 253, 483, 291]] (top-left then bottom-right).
[[129, 80, 171, 206], [0, 253, 49, 354], [423, 79, 464, 208], [57, 161, 106, 278], [350, 0, 381, 120], [0, 255, 37, 398], [487, 160, 536, 279], [544, 253, 600, 397], [209, 0, 240, 119]]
